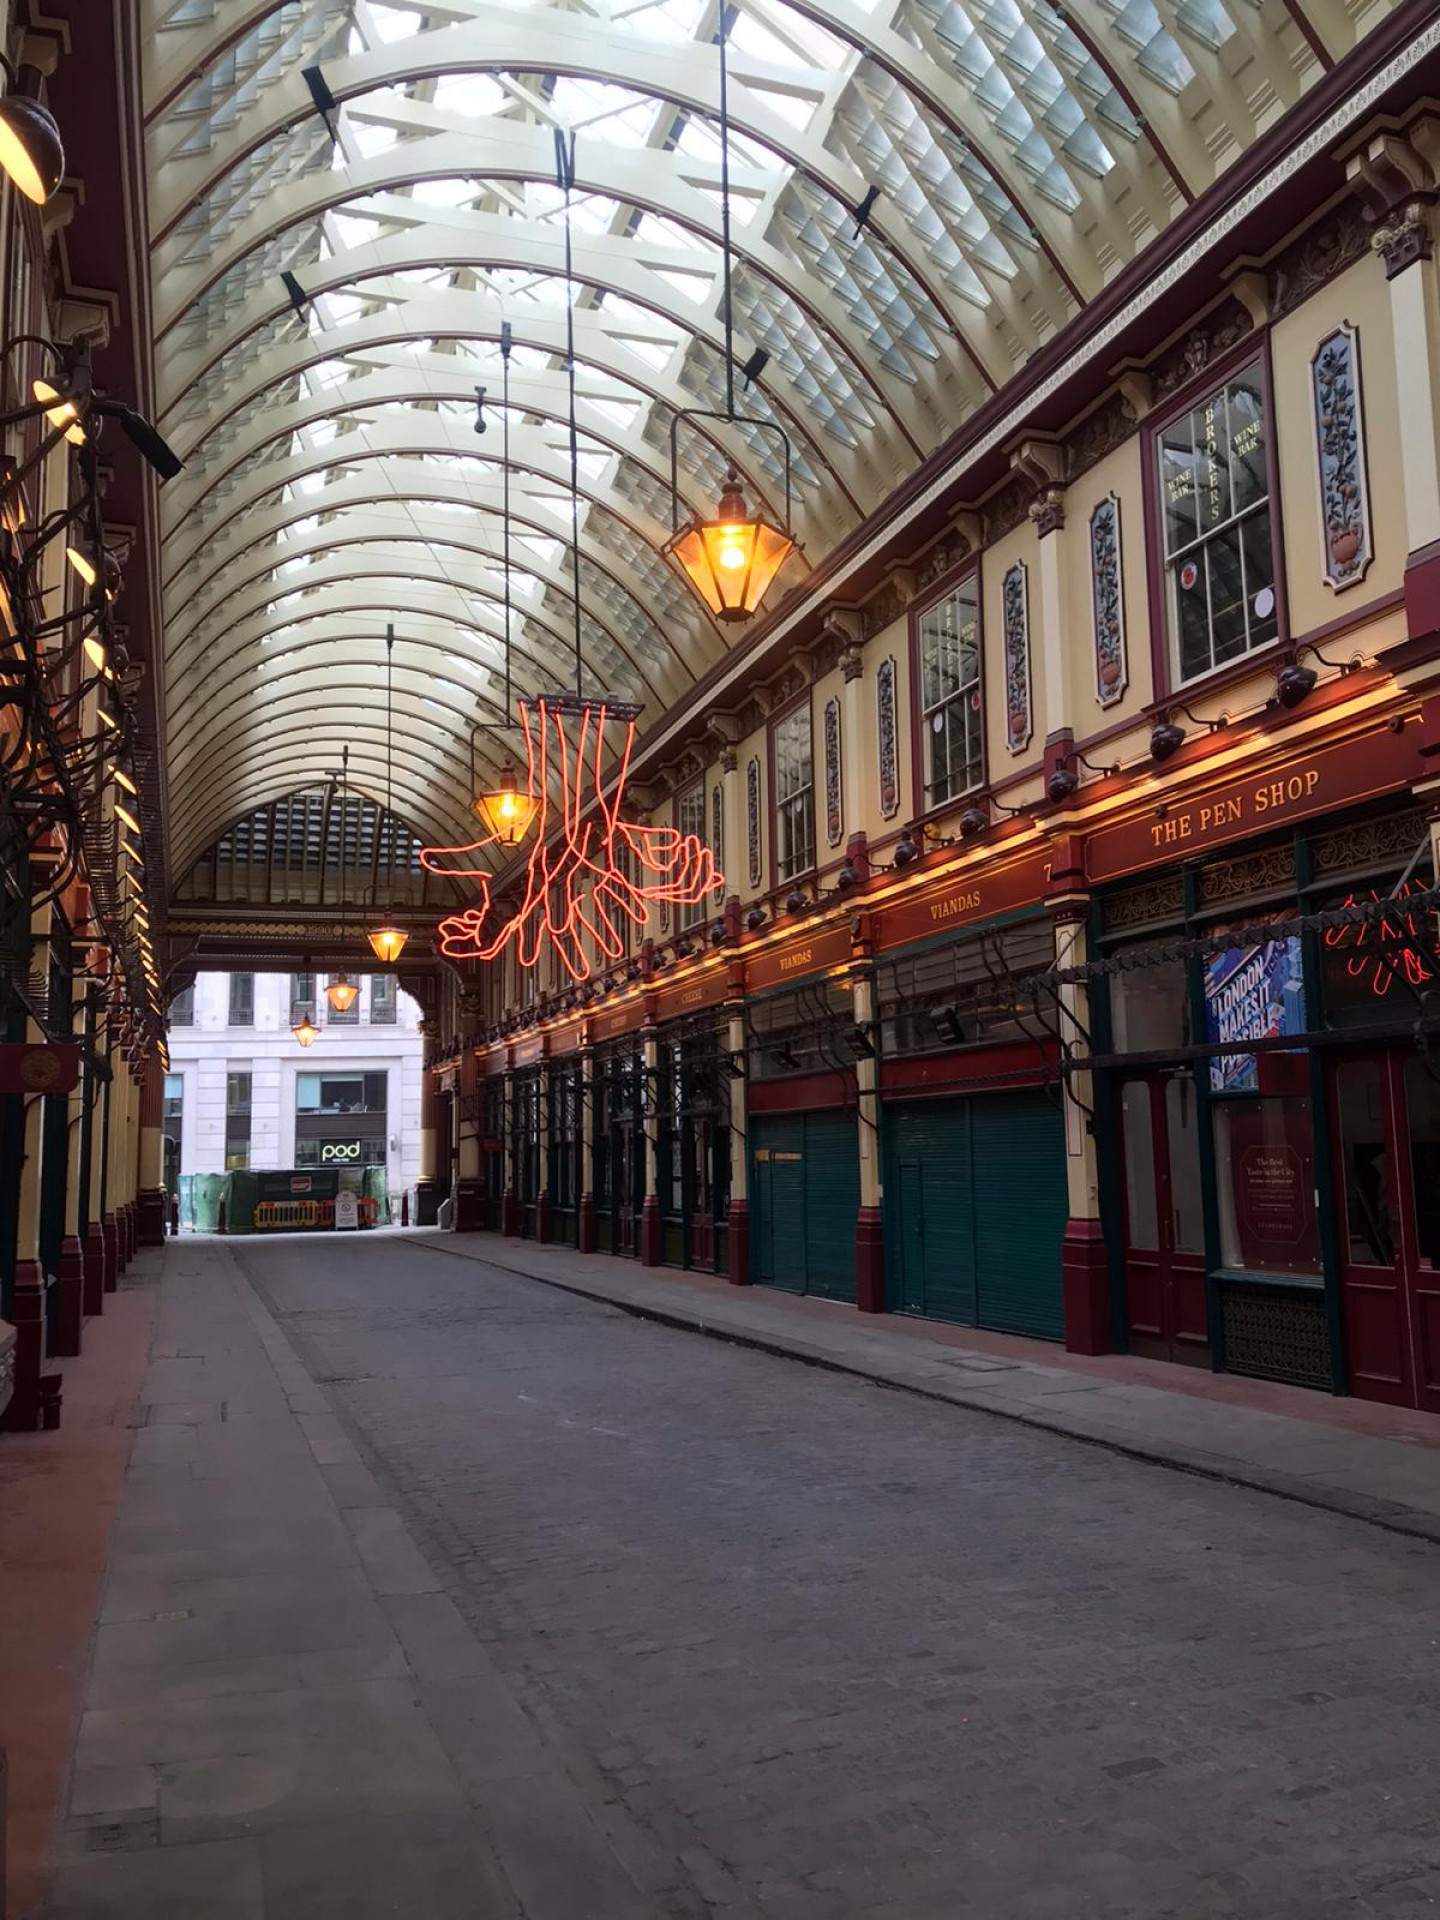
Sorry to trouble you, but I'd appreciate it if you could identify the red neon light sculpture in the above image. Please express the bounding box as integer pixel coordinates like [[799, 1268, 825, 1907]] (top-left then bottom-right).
[[1323, 882, 1435, 997], [420, 699, 723, 983]]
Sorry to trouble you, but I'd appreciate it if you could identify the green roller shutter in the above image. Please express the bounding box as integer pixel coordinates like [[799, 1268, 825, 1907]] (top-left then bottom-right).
[[884, 1102, 976, 1324], [751, 1111, 857, 1302], [884, 1092, 1065, 1339], [970, 1092, 1067, 1340]]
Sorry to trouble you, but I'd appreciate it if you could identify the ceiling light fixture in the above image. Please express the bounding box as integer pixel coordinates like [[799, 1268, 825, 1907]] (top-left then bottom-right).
[[292, 1012, 320, 1048], [367, 624, 410, 966], [662, 9, 796, 624], [0, 59, 63, 205], [326, 744, 359, 1012]]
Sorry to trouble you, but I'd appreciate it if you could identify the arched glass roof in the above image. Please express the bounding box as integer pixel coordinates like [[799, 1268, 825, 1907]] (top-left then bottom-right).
[[145, 0, 1373, 873]]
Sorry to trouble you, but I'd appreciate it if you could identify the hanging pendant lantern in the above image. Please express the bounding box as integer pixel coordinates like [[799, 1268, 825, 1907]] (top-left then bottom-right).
[[665, 468, 795, 624], [661, 13, 798, 625], [325, 972, 359, 1014], [472, 762, 539, 848], [292, 1012, 320, 1047], [367, 626, 413, 967], [367, 921, 408, 965]]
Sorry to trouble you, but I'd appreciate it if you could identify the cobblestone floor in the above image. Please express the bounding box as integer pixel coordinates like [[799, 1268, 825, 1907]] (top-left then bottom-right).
[[237, 1236, 1440, 1920]]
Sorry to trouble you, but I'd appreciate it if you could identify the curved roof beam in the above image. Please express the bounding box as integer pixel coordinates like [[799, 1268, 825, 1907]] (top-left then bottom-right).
[[153, 123, 945, 449], [157, 221, 889, 510], [161, 301, 856, 531], [162, 480, 710, 712], [166, 556, 649, 717], [164, 514, 686, 683], [162, 468, 721, 710], [163, 365, 787, 548], [164, 591, 684, 744], [147, 12, 978, 345], [169, 679, 506, 861]]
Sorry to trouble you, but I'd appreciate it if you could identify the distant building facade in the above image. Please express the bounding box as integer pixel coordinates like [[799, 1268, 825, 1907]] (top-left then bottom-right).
[[164, 973, 424, 1199]]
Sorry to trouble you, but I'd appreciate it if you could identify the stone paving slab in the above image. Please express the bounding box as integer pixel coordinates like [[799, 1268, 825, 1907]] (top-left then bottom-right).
[[407, 1229, 1440, 1541], [42, 1240, 679, 1920]]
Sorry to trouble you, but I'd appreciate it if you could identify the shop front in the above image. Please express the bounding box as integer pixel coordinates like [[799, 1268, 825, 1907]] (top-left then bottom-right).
[[547, 1052, 583, 1247], [872, 861, 1067, 1341], [510, 1066, 541, 1237], [593, 1032, 643, 1257], [655, 1011, 732, 1274], [1090, 777, 1440, 1408], [744, 927, 860, 1302]]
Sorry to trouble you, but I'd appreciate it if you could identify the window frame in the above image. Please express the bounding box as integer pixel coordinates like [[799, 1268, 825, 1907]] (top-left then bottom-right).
[[1143, 342, 1289, 698], [907, 562, 985, 825], [675, 778, 708, 931], [227, 972, 254, 1027], [768, 693, 816, 889]]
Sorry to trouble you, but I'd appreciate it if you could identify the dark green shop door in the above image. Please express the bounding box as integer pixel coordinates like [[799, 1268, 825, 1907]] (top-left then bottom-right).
[[751, 1111, 858, 1302], [885, 1092, 1066, 1340]]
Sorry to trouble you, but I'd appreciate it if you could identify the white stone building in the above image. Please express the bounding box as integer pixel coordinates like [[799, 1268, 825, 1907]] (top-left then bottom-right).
[[163, 972, 425, 1202]]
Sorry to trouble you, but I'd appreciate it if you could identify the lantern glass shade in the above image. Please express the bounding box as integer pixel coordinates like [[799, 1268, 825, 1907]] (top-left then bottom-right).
[[0, 93, 64, 206], [325, 973, 359, 1013], [367, 922, 409, 964], [32, 377, 84, 446], [665, 470, 795, 624], [292, 1013, 320, 1047], [473, 766, 539, 847]]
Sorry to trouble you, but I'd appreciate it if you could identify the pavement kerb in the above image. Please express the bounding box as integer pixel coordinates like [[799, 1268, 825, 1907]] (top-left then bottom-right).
[[410, 1233, 1440, 1550]]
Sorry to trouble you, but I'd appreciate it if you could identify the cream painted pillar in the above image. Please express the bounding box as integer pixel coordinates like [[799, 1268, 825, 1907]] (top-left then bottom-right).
[[719, 744, 744, 902], [1382, 240, 1440, 552], [852, 968, 883, 1313], [725, 1001, 748, 1284], [840, 646, 866, 847], [1051, 903, 1109, 1356], [1347, 128, 1440, 554]]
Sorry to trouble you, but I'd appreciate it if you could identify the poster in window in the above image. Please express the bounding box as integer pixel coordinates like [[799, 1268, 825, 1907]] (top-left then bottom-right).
[[1224, 1103, 1322, 1271], [1204, 937, 1306, 1093]]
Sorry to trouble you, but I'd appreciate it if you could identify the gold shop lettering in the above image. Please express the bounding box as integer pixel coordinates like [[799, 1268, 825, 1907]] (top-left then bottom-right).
[[779, 947, 812, 973], [1150, 767, 1321, 849], [929, 888, 982, 923]]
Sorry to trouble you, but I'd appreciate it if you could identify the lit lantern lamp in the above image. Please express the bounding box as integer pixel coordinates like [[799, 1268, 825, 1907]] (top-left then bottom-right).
[[33, 377, 84, 446], [325, 972, 359, 1014], [367, 920, 409, 965], [665, 469, 795, 625], [473, 763, 539, 847], [0, 70, 64, 206], [292, 1012, 320, 1048]]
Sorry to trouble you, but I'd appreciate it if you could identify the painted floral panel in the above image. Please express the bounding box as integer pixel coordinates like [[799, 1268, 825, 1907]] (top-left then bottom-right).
[[1312, 322, 1371, 590], [711, 782, 724, 877], [1002, 562, 1032, 753], [876, 656, 899, 820], [823, 697, 843, 848], [1090, 494, 1127, 707]]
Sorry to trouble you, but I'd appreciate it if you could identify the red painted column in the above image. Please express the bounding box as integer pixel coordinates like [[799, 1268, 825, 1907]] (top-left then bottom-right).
[[855, 1208, 885, 1315], [82, 1220, 106, 1316], [726, 1198, 749, 1286], [1061, 1218, 1111, 1355]]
